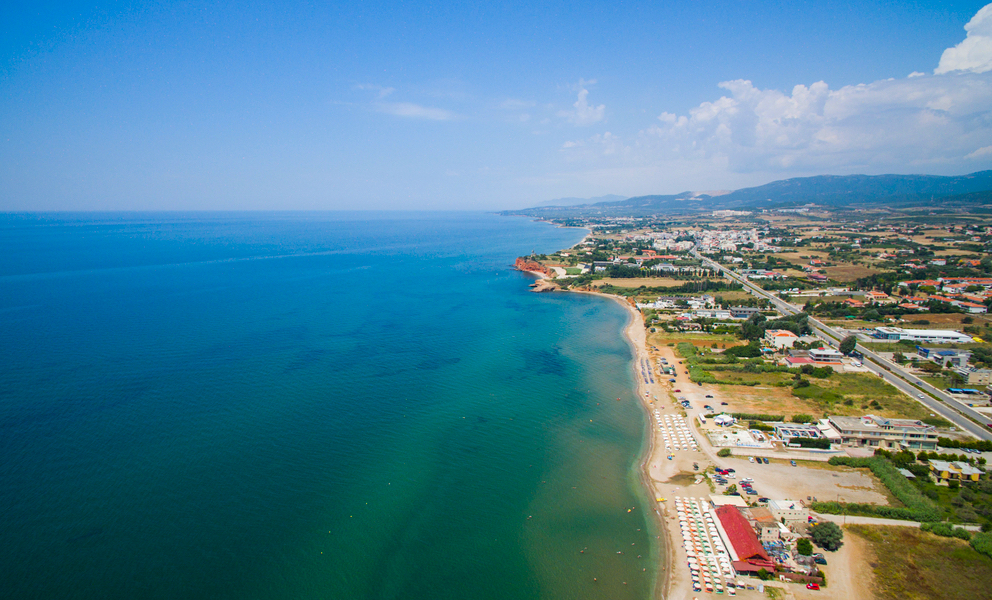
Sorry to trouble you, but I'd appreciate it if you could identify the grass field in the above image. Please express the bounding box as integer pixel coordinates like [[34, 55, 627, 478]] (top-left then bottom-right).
[[792, 373, 936, 420], [846, 525, 992, 600], [690, 366, 939, 421], [645, 331, 741, 348]]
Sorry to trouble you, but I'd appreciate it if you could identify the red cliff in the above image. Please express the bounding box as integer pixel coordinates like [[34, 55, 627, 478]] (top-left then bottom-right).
[[514, 257, 553, 277]]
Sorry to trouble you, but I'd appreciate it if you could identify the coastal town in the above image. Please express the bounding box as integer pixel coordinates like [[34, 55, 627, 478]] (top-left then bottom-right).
[[513, 206, 992, 600]]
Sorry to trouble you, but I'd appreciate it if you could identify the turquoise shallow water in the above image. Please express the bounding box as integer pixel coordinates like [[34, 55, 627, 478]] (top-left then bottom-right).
[[0, 212, 657, 600]]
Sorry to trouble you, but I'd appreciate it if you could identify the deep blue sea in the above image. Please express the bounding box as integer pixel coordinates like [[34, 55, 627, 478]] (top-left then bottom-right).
[[0, 212, 656, 600]]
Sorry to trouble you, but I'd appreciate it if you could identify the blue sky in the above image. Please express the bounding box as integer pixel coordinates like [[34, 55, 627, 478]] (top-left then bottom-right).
[[2, 1, 992, 210]]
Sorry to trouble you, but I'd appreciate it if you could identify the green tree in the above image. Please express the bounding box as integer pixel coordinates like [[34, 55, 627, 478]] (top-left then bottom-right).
[[717, 448, 732, 457], [839, 335, 857, 355], [796, 538, 813, 556], [810, 521, 844, 551], [863, 309, 881, 322], [920, 362, 943, 374]]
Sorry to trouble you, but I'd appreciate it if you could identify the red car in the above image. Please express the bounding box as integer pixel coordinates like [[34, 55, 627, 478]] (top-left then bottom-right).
[[674, 389, 681, 392], [806, 583, 820, 590]]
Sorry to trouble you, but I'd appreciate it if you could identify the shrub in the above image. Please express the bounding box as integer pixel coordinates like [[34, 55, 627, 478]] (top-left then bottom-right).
[[810, 521, 844, 551], [970, 531, 992, 559], [676, 342, 697, 358], [732, 413, 786, 422], [717, 448, 732, 457], [938, 438, 992, 452], [811, 366, 834, 378], [921, 522, 972, 540], [749, 421, 775, 431], [791, 414, 814, 423], [791, 437, 832, 449], [796, 537, 813, 555]]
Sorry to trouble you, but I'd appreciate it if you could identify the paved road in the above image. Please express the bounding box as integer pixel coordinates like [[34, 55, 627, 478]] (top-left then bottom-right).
[[815, 513, 983, 531], [694, 252, 992, 441]]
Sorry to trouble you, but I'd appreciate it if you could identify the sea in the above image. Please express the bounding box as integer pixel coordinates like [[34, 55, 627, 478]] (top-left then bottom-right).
[[0, 212, 657, 600]]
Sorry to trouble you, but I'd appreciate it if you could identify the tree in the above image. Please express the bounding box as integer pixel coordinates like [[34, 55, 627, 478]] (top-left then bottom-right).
[[864, 309, 881, 322], [920, 362, 943, 374], [796, 538, 813, 555], [810, 521, 844, 551], [839, 335, 857, 355], [717, 448, 732, 457]]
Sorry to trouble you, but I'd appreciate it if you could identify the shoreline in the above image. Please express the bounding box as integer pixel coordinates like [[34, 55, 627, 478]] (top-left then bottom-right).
[[565, 286, 673, 600], [516, 263, 676, 599]]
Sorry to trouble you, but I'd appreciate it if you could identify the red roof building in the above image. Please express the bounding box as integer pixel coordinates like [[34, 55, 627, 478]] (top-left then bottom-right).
[[715, 505, 771, 563]]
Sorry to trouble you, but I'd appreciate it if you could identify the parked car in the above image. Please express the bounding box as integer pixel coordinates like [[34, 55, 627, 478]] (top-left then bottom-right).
[[721, 402, 729, 406], [748, 457, 755, 463], [806, 583, 820, 590], [705, 394, 714, 398], [762, 457, 770, 464], [674, 389, 681, 392], [790, 460, 797, 467], [758, 497, 769, 503], [746, 489, 758, 495], [725, 468, 735, 473]]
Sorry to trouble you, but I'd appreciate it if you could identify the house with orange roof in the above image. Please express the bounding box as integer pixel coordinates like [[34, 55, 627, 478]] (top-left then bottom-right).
[[764, 329, 799, 349], [864, 291, 895, 304]]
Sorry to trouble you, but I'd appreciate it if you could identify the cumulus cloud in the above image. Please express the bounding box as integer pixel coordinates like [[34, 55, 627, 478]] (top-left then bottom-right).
[[639, 74, 992, 173], [936, 3, 992, 74], [558, 80, 606, 126], [375, 102, 461, 121]]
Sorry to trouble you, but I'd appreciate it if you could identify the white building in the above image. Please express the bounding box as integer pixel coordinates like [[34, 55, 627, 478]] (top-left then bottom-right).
[[808, 347, 845, 363], [872, 327, 974, 344], [764, 329, 799, 349], [766, 499, 809, 525]]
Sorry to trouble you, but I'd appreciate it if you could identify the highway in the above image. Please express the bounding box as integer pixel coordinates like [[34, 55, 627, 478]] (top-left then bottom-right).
[[694, 251, 992, 441]]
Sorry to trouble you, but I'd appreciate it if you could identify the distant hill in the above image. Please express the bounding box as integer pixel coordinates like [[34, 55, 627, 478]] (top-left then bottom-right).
[[535, 194, 628, 207], [502, 171, 992, 217], [715, 171, 992, 208]]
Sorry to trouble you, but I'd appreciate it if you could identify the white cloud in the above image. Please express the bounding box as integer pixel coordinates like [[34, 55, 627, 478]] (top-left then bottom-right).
[[636, 73, 992, 174], [375, 102, 461, 121], [936, 3, 992, 74], [354, 83, 395, 98], [967, 145, 992, 159], [558, 80, 606, 126]]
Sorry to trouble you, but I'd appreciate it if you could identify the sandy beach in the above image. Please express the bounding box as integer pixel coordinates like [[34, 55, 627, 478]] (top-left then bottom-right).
[[587, 290, 877, 600]]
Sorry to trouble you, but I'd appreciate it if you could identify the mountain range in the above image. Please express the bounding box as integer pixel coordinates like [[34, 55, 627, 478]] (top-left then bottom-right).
[[505, 170, 992, 217]]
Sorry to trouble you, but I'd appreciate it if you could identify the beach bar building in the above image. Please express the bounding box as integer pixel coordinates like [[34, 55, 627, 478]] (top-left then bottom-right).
[[714, 505, 776, 574]]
